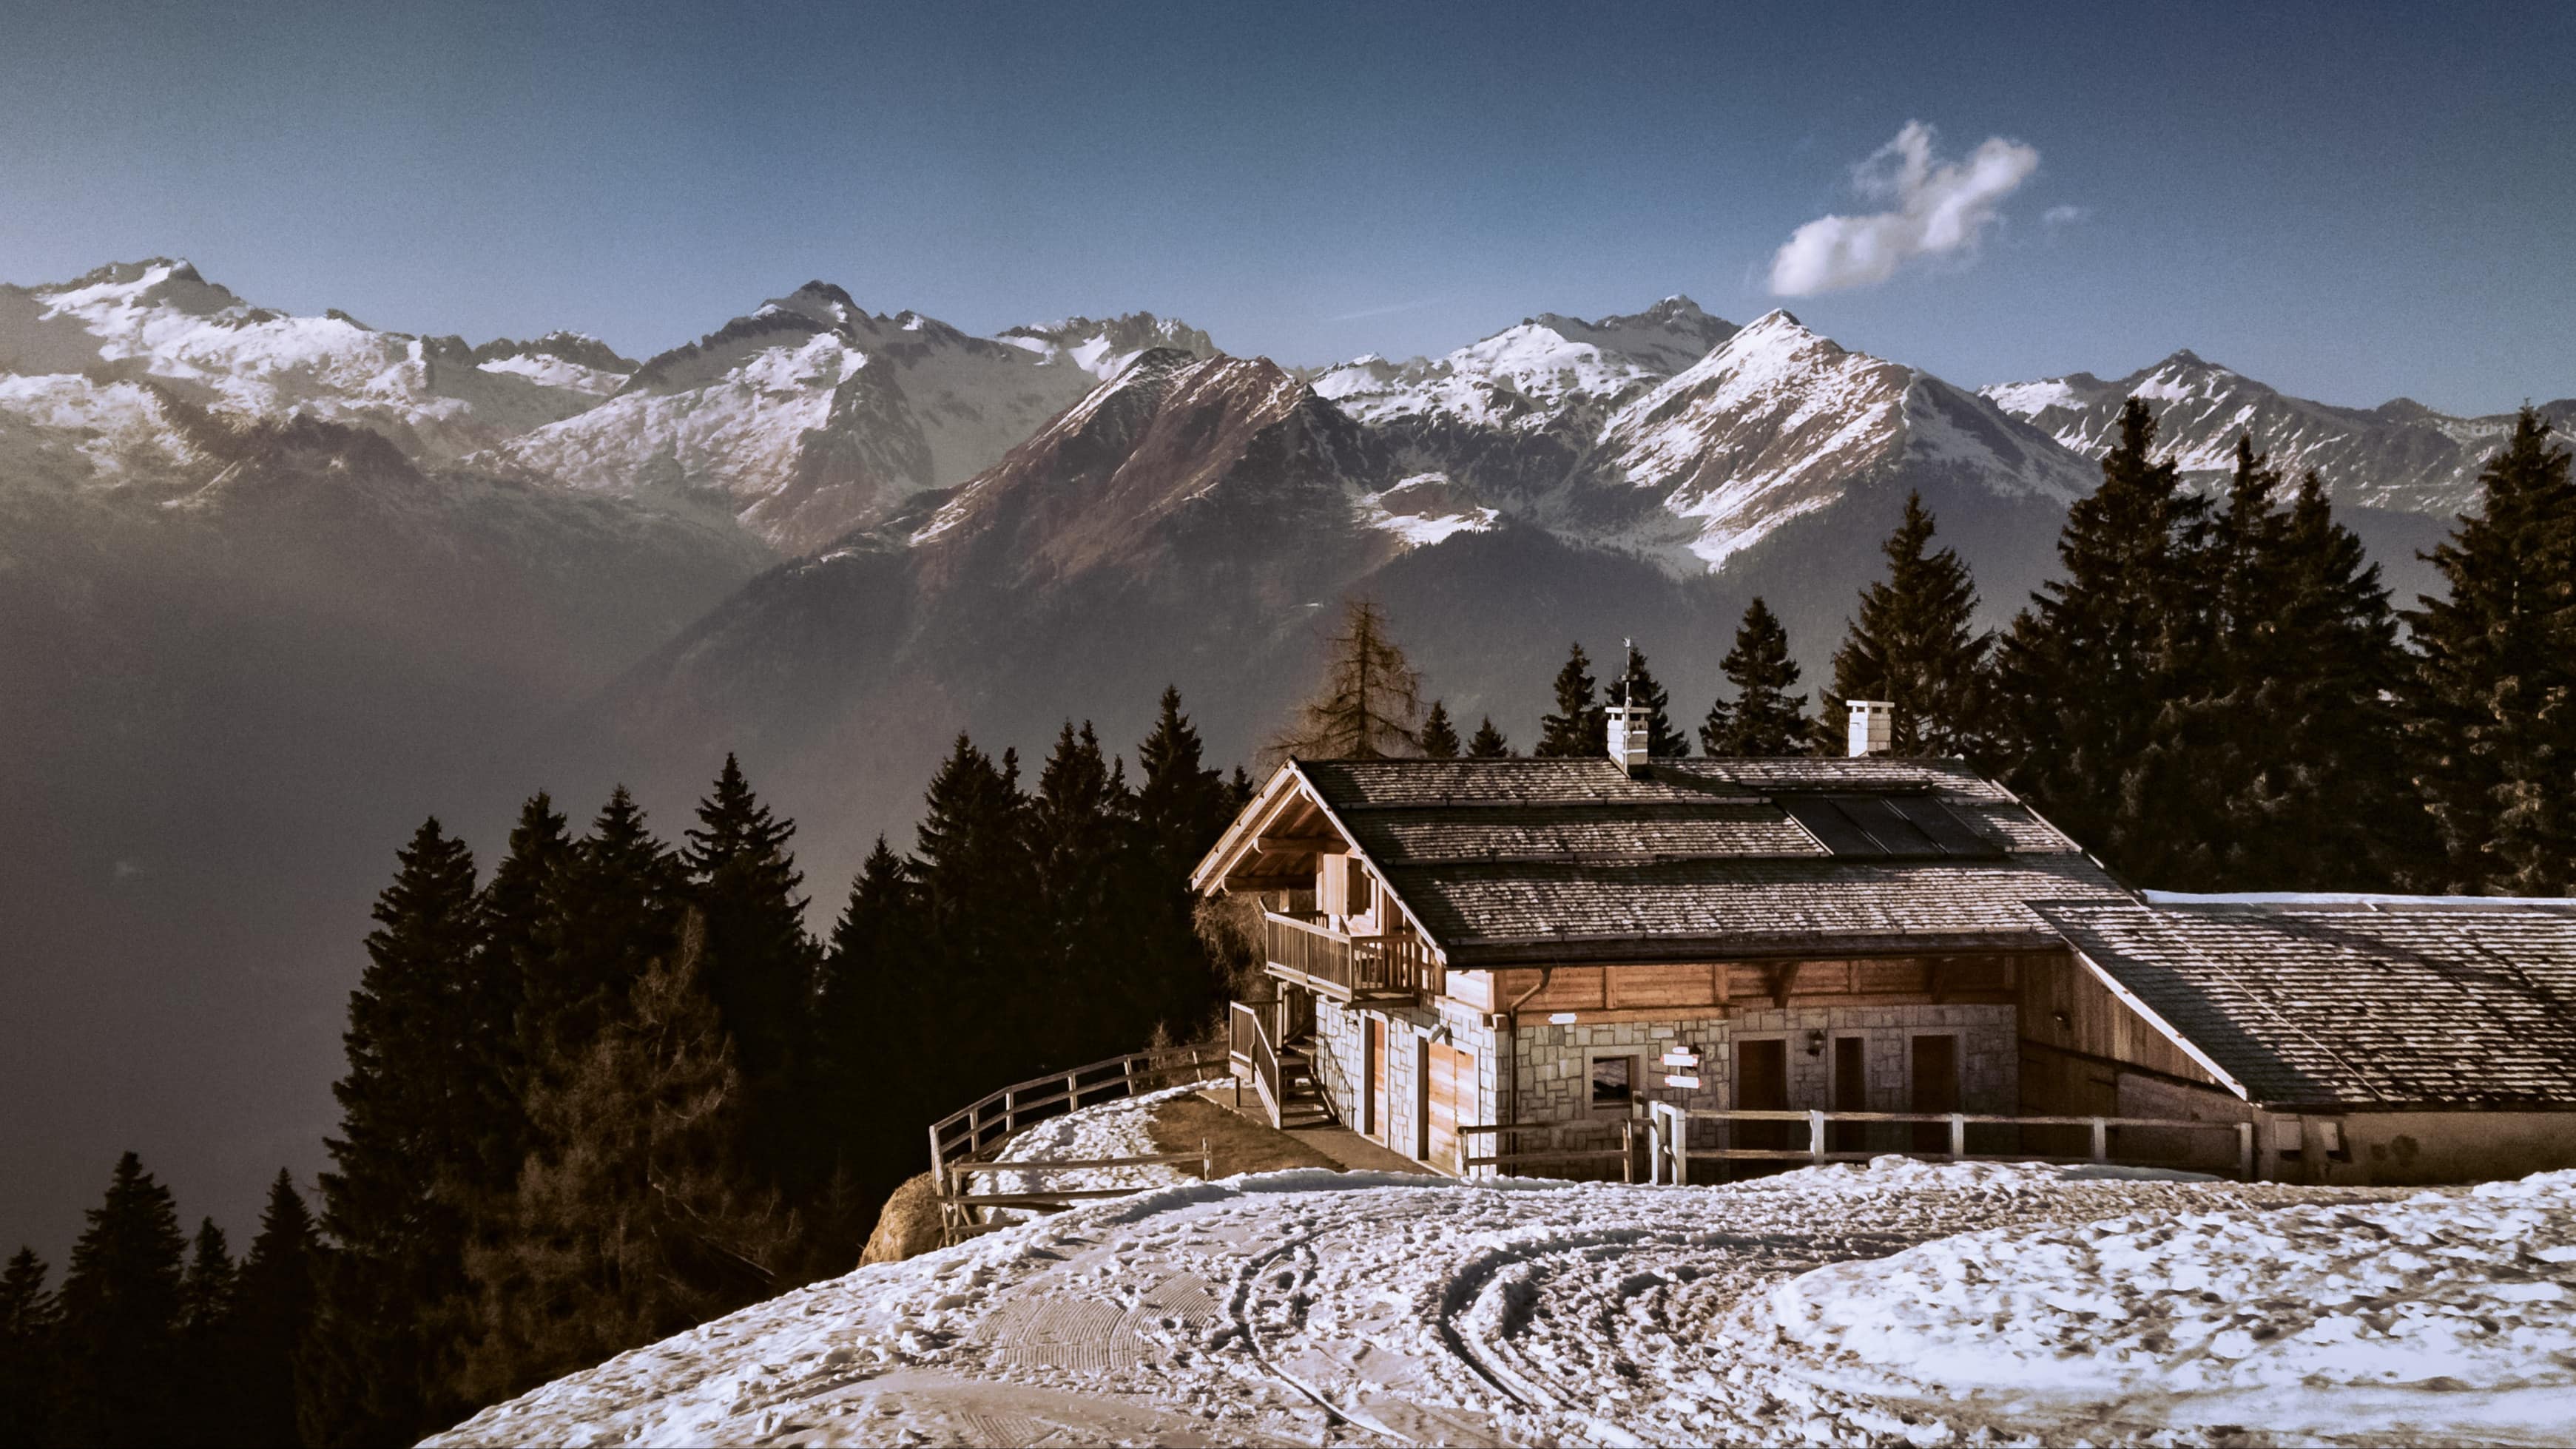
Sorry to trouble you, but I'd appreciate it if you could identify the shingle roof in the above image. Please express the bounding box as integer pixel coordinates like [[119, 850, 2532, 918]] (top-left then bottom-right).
[[2036, 899, 2576, 1110], [1287, 757, 2123, 964]]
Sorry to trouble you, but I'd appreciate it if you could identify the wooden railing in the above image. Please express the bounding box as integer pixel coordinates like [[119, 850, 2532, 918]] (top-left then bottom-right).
[[1641, 1102, 2258, 1184], [1228, 1001, 1283, 1129], [1459, 1119, 1640, 1180], [941, 1143, 1214, 1242], [925, 1041, 1230, 1192], [1263, 911, 1435, 999]]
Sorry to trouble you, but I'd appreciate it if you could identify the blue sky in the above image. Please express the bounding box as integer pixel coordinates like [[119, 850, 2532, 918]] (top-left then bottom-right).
[[4, 1, 2568, 412]]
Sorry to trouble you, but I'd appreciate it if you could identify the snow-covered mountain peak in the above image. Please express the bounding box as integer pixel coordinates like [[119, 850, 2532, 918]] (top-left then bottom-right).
[[36, 257, 251, 322], [1317, 297, 1740, 430], [997, 312, 1218, 379], [1, 257, 624, 465], [1594, 315, 2088, 572]]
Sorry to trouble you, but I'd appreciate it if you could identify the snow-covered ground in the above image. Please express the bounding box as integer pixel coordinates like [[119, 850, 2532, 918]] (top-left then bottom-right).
[[1763, 1171, 2576, 1443], [425, 1089, 2576, 1449]]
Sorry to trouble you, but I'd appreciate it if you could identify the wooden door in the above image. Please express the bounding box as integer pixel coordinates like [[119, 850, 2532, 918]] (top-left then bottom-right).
[[1428, 1043, 1473, 1174], [1735, 1038, 1790, 1164], [1368, 1017, 1390, 1141], [1910, 1034, 1960, 1153], [1830, 1037, 1867, 1153]]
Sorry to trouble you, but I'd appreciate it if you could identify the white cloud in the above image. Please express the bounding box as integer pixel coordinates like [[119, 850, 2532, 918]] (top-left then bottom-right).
[[2042, 203, 2090, 229], [1767, 121, 2040, 296]]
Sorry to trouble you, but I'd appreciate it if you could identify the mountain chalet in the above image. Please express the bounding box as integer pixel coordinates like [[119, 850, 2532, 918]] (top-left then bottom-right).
[[1192, 701, 2576, 1186]]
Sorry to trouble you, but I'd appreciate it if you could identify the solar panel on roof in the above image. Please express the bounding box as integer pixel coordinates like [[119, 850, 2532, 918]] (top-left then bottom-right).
[[1778, 797, 1882, 855], [1778, 794, 2003, 859], [1831, 795, 1943, 855], [1885, 794, 2005, 857]]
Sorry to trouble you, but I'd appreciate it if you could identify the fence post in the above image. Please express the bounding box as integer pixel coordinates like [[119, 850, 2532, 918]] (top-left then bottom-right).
[[1809, 1109, 1828, 1166], [1004, 1090, 1016, 1135], [1066, 1072, 1079, 1112], [1675, 1109, 1692, 1187], [1948, 1113, 1965, 1161], [1621, 1116, 1635, 1183], [2236, 1121, 2256, 1181], [1125, 1056, 1138, 1098], [2089, 1118, 2108, 1163], [1646, 1110, 1665, 1185]]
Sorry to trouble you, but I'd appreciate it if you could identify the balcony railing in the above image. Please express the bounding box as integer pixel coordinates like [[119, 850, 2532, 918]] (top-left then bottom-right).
[[1263, 911, 1434, 999]]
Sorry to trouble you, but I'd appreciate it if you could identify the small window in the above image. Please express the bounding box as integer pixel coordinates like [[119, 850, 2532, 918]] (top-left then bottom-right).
[[1346, 868, 1373, 916], [1590, 1055, 1635, 1110]]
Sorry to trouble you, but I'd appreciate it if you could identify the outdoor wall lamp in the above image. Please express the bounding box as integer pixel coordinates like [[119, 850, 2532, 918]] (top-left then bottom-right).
[[1805, 1030, 1825, 1056]]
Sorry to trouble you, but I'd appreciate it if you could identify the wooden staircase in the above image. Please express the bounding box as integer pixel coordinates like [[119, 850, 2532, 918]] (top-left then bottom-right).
[[1272, 1035, 1334, 1129]]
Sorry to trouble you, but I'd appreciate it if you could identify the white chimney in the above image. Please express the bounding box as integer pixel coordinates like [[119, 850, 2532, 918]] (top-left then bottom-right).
[[1607, 700, 1650, 774], [1847, 699, 1894, 757]]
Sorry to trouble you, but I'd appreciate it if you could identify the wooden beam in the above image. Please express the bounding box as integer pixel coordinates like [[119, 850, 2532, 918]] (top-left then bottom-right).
[[1770, 962, 1795, 1009], [1255, 834, 1343, 854]]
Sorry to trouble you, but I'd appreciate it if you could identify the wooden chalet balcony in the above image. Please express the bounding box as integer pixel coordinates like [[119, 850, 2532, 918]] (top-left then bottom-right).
[[1263, 911, 1435, 1001]]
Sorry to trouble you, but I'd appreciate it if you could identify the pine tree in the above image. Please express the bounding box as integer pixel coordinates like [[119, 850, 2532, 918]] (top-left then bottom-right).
[[1028, 721, 1136, 1066], [1420, 701, 1461, 759], [56, 1153, 187, 1447], [910, 736, 1034, 1101], [459, 911, 797, 1408], [1270, 598, 1423, 759], [2405, 407, 2576, 894], [307, 818, 484, 1449], [175, 1218, 239, 1443], [233, 1172, 320, 1449], [525, 788, 684, 1061], [682, 755, 822, 1190], [1822, 493, 1992, 757], [1702, 599, 1808, 756], [1534, 643, 1605, 757], [2121, 444, 2426, 889], [177, 1220, 235, 1340], [469, 791, 572, 1190], [1616, 644, 1690, 757], [1992, 399, 2215, 871], [811, 838, 927, 1210], [0, 1248, 58, 1449], [1466, 717, 1512, 758], [1134, 686, 1233, 877], [1124, 698, 1233, 1046]]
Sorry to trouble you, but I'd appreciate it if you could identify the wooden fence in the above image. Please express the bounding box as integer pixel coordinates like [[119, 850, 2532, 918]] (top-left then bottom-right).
[[925, 1041, 1230, 1195], [1642, 1101, 2257, 1184], [1458, 1119, 1640, 1179]]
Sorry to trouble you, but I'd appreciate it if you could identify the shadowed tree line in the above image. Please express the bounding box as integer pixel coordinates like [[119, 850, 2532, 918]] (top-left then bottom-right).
[[5, 690, 1249, 1447]]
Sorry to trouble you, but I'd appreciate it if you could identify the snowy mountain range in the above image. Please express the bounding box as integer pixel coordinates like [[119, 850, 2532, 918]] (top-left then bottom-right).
[[1983, 350, 2576, 513]]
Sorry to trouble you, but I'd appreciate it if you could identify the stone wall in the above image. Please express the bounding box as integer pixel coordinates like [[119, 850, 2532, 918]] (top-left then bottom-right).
[[1505, 1003, 2018, 1165]]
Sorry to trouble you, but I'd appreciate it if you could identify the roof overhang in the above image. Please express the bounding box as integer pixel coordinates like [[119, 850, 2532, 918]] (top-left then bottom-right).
[[1188, 760, 1449, 962]]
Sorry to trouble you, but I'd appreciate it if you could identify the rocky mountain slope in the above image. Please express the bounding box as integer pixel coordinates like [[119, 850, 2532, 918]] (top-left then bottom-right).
[[1984, 350, 2576, 513]]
